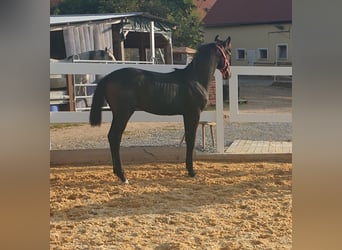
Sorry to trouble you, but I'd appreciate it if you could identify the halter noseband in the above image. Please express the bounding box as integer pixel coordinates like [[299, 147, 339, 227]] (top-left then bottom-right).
[[216, 44, 230, 77]]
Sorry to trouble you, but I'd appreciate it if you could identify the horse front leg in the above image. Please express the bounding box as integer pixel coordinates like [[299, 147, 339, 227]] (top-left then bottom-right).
[[183, 112, 200, 177], [108, 111, 133, 184]]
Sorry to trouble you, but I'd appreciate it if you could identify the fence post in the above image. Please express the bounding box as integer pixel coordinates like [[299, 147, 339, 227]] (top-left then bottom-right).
[[66, 74, 75, 111], [215, 70, 225, 153], [229, 69, 239, 122]]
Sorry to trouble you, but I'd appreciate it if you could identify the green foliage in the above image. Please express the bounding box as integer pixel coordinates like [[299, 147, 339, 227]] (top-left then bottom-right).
[[51, 0, 99, 14], [50, 0, 203, 48]]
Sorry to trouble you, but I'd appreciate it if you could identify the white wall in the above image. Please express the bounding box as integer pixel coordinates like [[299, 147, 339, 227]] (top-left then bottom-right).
[[203, 23, 292, 66]]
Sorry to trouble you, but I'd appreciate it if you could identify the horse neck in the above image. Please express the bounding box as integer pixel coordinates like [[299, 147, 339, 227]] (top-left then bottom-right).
[[185, 55, 217, 89]]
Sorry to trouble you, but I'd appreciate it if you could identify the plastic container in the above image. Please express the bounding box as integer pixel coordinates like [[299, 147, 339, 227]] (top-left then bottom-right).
[[50, 105, 59, 112]]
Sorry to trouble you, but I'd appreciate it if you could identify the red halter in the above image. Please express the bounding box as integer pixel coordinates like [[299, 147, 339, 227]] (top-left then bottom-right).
[[216, 44, 230, 77]]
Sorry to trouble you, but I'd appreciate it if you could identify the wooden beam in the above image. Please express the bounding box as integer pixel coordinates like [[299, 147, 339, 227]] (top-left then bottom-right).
[[112, 26, 123, 60], [164, 44, 172, 64], [66, 74, 75, 111]]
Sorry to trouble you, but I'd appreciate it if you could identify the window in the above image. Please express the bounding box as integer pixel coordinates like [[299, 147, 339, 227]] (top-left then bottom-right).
[[276, 44, 288, 60], [257, 48, 268, 60], [236, 48, 246, 60]]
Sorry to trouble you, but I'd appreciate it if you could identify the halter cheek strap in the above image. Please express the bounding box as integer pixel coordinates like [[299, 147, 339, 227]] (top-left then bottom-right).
[[216, 44, 230, 76]]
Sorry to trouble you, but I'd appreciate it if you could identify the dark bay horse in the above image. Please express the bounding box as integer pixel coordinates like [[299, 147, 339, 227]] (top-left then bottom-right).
[[90, 35, 232, 183]]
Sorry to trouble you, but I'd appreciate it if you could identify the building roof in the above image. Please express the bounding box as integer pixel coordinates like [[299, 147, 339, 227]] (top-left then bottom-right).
[[50, 12, 176, 30], [50, 13, 141, 25], [202, 0, 291, 27], [193, 0, 217, 20], [50, 0, 60, 7]]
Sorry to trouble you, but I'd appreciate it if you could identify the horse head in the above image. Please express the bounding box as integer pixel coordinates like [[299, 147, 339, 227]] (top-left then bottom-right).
[[214, 35, 232, 79]]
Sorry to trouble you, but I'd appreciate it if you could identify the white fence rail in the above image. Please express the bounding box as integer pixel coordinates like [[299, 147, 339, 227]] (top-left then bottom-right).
[[229, 66, 292, 122], [50, 62, 225, 152], [50, 62, 292, 153]]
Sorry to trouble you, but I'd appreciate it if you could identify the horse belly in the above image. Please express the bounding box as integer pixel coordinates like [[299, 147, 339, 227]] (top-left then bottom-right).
[[137, 86, 184, 115], [139, 98, 183, 115]]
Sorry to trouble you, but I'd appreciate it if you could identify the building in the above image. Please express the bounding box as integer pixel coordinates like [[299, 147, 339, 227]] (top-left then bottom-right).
[[202, 0, 292, 66], [193, 0, 217, 20], [50, 13, 176, 111], [50, 12, 175, 64]]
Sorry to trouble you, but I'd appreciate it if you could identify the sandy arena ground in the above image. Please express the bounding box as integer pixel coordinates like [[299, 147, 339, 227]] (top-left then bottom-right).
[[50, 161, 292, 249], [50, 76, 292, 248]]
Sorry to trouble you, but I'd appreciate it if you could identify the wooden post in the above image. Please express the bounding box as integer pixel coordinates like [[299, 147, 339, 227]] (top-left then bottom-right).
[[112, 25, 124, 60], [139, 32, 146, 61], [164, 44, 172, 64], [66, 74, 75, 111], [215, 71, 224, 153]]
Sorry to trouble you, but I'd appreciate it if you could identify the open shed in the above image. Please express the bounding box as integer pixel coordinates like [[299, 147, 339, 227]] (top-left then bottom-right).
[[50, 12, 176, 111], [50, 12, 175, 64]]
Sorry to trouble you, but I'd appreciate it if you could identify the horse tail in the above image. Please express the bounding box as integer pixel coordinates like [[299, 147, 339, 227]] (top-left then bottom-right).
[[89, 79, 106, 126]]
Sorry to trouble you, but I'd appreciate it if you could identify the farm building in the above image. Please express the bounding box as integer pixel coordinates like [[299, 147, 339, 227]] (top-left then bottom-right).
[[193, 0, 218, 20], [50, 12, 175, 63], [50, 13, 176, 111], [202, 0, 292, 66]]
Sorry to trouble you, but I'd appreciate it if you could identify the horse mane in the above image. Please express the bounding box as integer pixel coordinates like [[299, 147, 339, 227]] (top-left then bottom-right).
[[173, 43, 212, 68], [191, 43, 216, 65], [172, 42, 216, 83]]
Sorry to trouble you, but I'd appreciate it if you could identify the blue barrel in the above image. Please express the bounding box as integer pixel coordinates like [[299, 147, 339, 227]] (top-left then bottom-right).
[[50, 105, 59, 112]]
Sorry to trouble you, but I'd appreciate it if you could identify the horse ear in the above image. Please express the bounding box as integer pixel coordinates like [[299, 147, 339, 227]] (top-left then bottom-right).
[[214, 35, 220, 42], [105, 47, 108, 52], [224, 36, 231, 48]]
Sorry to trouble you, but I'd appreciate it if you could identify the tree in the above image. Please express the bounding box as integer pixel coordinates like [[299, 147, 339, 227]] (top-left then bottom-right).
[[50, 0, 203, 48]]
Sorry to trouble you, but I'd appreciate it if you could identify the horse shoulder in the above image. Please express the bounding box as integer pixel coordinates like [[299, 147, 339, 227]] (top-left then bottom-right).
[[186, 80, 208, 110]]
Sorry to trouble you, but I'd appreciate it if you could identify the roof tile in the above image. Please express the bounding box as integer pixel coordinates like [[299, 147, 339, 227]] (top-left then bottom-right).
[[202, 0, 291, 26]]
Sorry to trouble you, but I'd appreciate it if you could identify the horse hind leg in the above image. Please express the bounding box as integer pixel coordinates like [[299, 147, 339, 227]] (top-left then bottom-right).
[[183, 112, 200, 177], [108, 110, 133, 183]]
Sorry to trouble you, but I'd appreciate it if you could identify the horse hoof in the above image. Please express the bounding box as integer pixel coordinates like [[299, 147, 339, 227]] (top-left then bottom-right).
[[119, 179, 129, 185], [188, 172, 196, 177]]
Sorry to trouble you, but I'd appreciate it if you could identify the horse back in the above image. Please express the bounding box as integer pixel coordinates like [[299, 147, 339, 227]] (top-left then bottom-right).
[[103, 67, 207, 115]]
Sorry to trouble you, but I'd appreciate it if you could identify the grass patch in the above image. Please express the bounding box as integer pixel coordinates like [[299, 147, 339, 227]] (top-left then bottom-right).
[[163, 126, 182, 131], [50, 123, 86, 130], [122, 130, 134, 135]]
